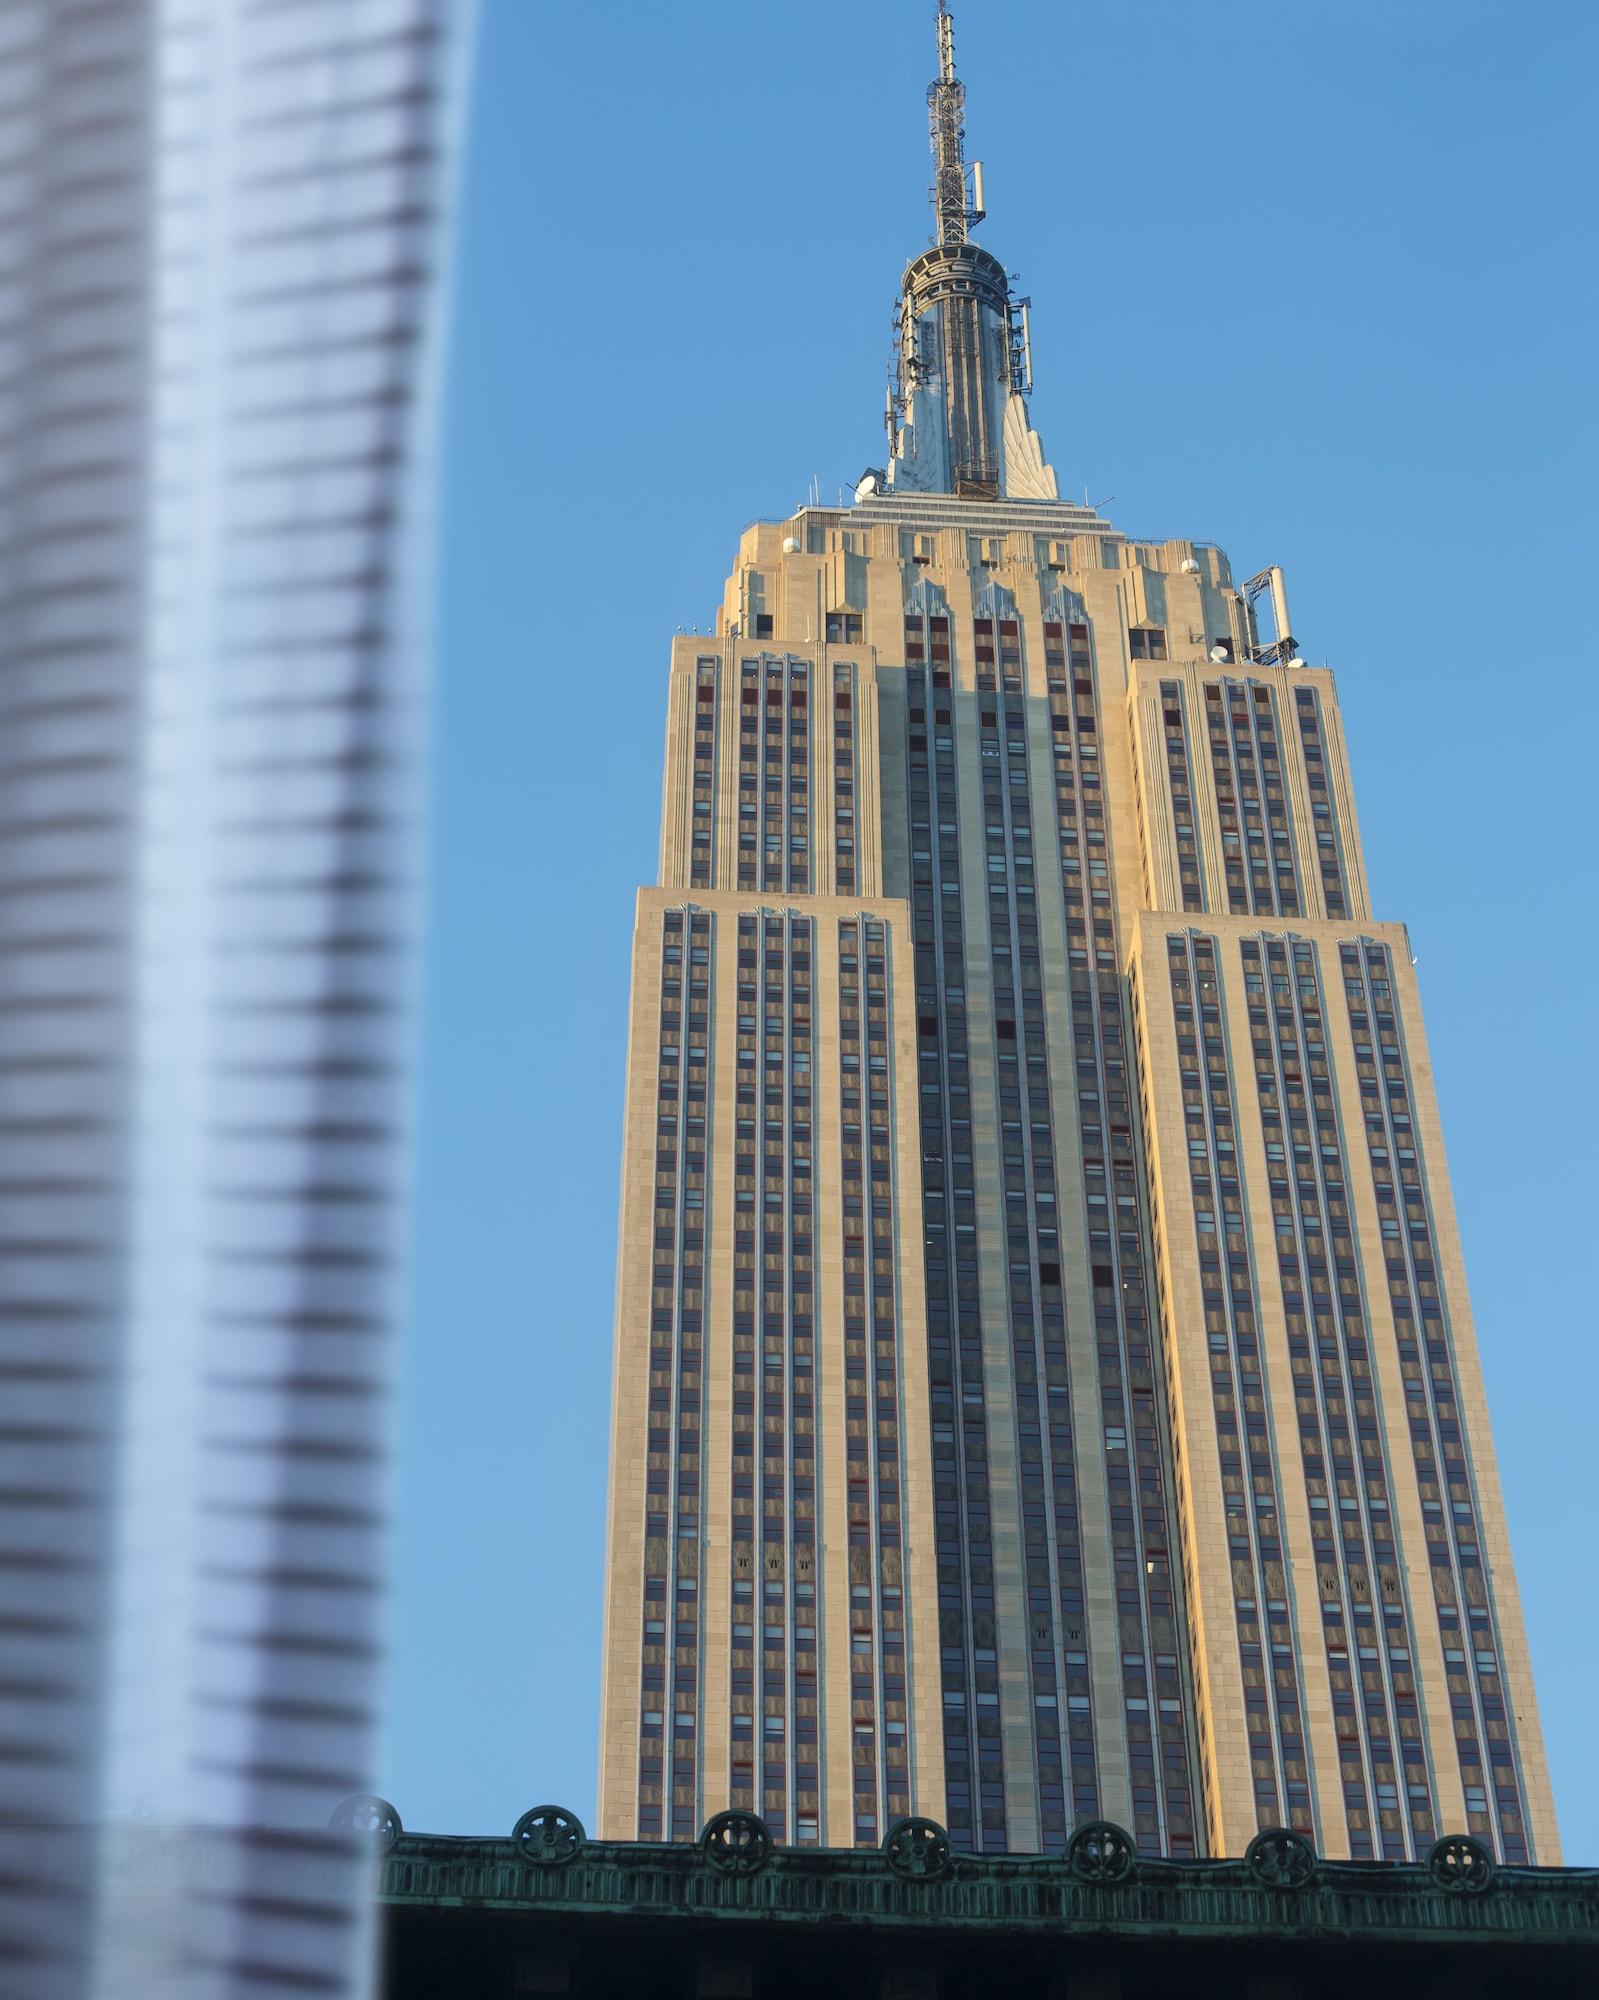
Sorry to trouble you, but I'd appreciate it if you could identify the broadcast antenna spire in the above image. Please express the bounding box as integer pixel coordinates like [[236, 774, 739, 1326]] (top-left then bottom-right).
[[929, 5, 976, 247], [881, 3, 1056, 500]]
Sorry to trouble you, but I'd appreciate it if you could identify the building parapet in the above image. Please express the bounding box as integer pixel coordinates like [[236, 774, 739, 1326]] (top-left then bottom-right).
[[374, 1806, 1599, 1950]]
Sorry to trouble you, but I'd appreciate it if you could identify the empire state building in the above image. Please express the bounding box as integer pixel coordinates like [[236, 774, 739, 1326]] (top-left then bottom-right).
[[597, 5, 1557, 1866]]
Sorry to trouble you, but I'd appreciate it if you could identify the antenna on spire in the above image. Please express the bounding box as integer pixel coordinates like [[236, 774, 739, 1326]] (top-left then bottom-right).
[[928, 5, 981, 246]]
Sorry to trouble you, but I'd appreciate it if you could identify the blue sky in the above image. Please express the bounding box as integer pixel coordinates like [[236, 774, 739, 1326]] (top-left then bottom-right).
[[388, 0, 1598, 1857]]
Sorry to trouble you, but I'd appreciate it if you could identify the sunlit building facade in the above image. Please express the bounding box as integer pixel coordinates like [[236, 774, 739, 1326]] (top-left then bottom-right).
[[599, 7, 1556, 1866]]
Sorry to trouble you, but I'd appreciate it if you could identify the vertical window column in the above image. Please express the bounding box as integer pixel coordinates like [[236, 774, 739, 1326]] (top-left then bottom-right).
[[638, 908, 712, 1839], [1166, 932, 1316, 1844], [1207, 682, 1301, 919], [1295, 689, 1350, 916], [1055, 624, 1191, 1856], [839, 916, 911, 1845], [690, 659, 718, 890], [747, 913, 816, 1840], [748, 657, 812, 895], [1341, 941, 1530, 1862], [788, 663, 811, 893], [834, 664, 857, 895], [728, 919, 760, 1810], [1246, 936, 1432, 1859], [1053, 621, 1198, 1856], [977, 616, 1089, 1854], [1158, 679, 1205, 913], [903, 633, 994, 1853], [737, 661, 760, 891]]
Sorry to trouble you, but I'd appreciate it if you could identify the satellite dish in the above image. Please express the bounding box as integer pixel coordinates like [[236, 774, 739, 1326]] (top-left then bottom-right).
[[1180, 557, 1201, 574], [1209, 646, 1229, 663], [782, 536, 800, 554]]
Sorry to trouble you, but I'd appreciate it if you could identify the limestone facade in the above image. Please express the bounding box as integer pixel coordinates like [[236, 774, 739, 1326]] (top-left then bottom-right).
[[600, 500, 1556, 1866]]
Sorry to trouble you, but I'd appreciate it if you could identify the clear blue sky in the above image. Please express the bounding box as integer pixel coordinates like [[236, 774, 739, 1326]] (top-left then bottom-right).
[[388, 0, 1599, 1857]]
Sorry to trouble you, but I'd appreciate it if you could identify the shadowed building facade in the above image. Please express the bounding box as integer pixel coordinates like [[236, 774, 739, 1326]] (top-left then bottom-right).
[[599, 6, 1557, 1867]]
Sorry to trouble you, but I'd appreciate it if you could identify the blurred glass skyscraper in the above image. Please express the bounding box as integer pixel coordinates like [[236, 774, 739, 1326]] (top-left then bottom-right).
[[0, 3, 475, 1995]]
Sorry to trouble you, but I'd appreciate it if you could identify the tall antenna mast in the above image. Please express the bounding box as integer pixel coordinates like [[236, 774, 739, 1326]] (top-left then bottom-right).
[[929, 6, 969, 247]]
